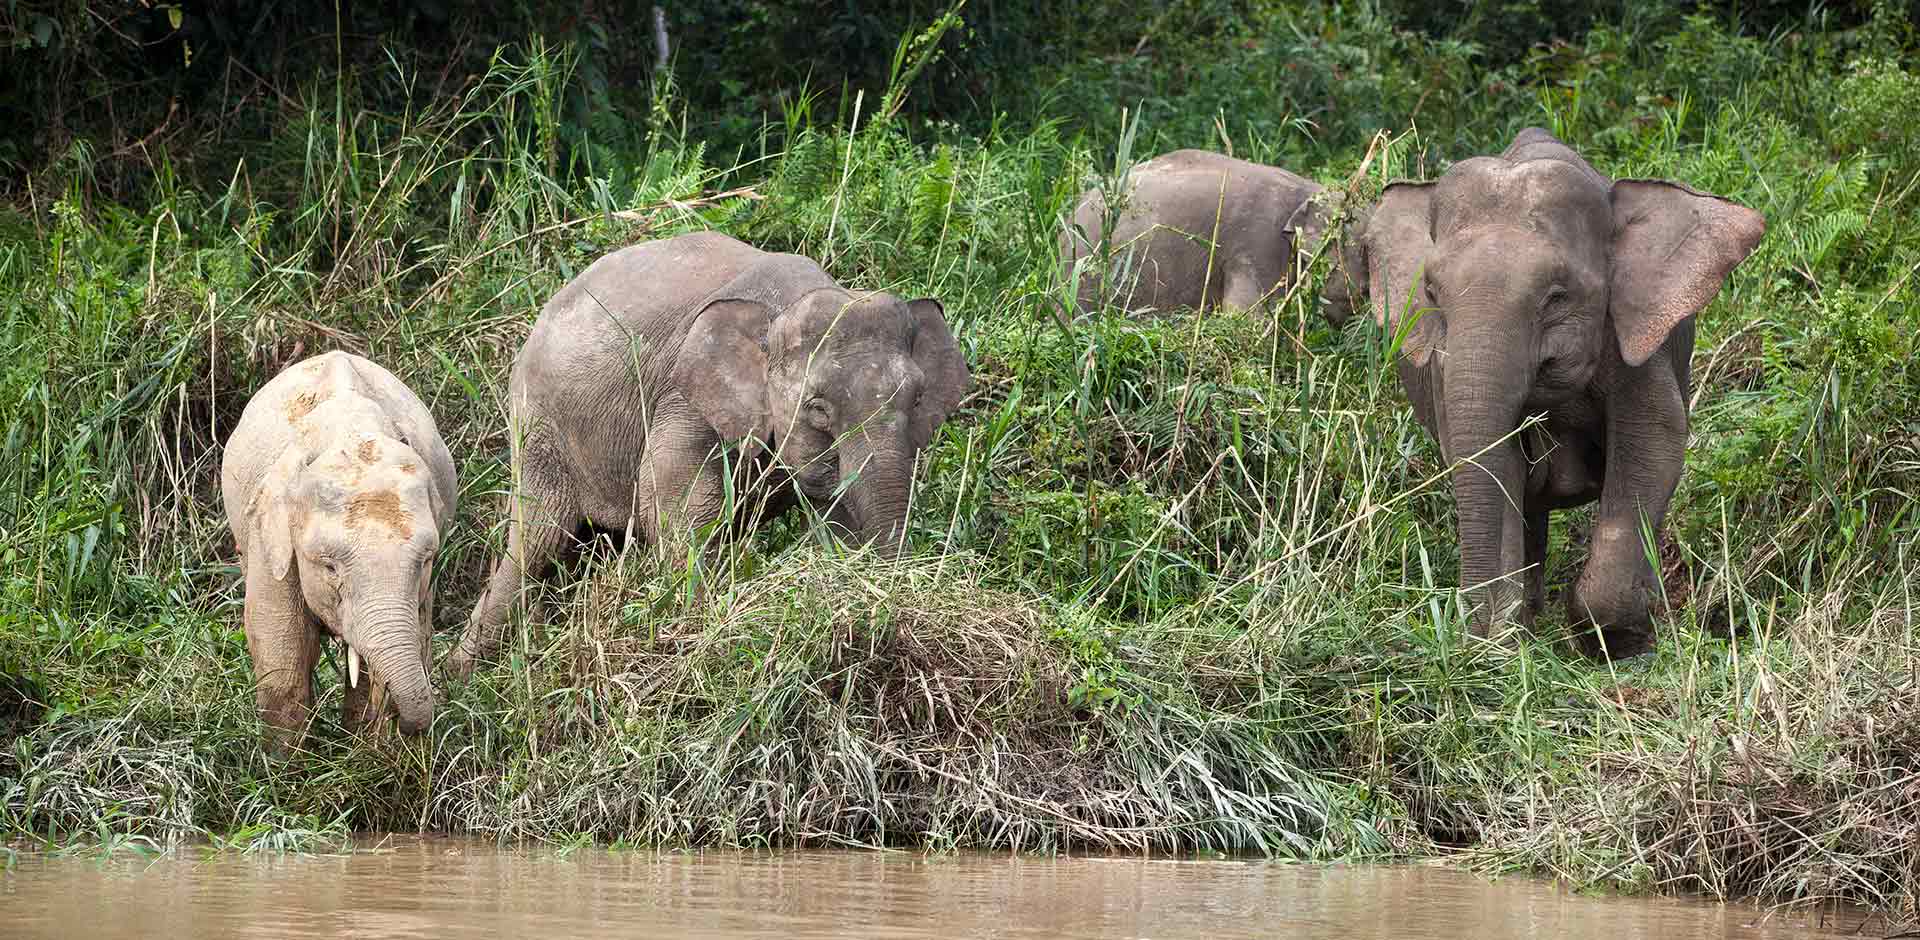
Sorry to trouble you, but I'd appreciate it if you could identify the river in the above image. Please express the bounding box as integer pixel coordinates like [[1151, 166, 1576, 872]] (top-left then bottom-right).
[[0, 837, 1867, 938]]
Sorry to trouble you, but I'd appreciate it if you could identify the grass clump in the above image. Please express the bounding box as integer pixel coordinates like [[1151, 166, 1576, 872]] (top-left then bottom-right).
[[2, 0, 1920, 928], [430, 551, 1370, 855]]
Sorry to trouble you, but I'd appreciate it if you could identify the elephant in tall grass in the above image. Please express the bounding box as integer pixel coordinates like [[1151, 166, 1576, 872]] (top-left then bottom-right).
[[1060, 149, 1352, 320], [1353, 128, 1765, 657], [448, 231, 970, 676], [221, 351, 456, 752]]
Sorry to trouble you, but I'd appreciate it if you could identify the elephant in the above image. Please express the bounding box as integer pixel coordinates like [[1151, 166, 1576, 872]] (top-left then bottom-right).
[[1351, 128, 1765, 657], [1060, 149, 1352, 321], [446, 231, 972, 676], [221, 351, 456, 751]]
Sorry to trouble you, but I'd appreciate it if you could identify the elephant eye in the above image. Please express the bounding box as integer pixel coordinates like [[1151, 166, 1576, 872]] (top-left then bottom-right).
[[804, 398, 834, 430]]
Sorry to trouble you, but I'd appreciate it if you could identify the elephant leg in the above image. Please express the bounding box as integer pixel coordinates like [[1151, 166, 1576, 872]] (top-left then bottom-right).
[[632, 404, 730, 561], [449, 430, 579, 678], [243, 561, 322, 755], [1570, 358, 1687, 660], [1524, 505, 1549, 621], [1220, 261, 1280, 315]]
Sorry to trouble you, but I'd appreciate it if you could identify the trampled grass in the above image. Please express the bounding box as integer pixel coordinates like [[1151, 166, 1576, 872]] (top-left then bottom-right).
[[3, 1, 1920, 926]]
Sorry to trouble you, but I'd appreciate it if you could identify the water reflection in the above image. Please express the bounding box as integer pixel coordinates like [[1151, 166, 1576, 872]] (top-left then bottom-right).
[[0, 837, 1869, 939]]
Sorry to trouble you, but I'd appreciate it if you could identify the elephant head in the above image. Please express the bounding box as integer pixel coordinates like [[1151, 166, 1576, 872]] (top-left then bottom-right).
[[1355, 129, 1764, 637], [1284, 188, 1368, 328], [671, 288, 970, 549], [254, 431, 444, 732]]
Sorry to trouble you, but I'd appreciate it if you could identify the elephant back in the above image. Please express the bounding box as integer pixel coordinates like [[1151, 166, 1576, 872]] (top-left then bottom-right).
[[695, 253, 840, 323]]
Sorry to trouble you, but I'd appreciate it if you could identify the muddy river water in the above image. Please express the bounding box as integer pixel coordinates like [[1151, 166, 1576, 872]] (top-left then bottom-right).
[[0, 837, 1868, 938]]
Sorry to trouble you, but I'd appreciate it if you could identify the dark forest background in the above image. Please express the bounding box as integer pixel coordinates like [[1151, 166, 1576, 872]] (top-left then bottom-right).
[[5, 0, 1912, 198]]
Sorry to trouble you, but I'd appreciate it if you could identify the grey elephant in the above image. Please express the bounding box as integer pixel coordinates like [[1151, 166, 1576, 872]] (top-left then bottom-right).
[[221, 351, 456, 751], [1059, 149, 1349, 320], [1351, 128, 1765, 657], [447, 231, 971, 675]]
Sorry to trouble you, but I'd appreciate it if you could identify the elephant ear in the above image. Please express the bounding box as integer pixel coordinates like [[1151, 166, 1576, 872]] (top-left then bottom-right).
[[674, 299, 774, 442], [1285, 188, 1363, 327], [905, 299, 971, 449], [1608, 179, 1766, 367], [420, 450, 454, 533], [1364, 181, 1444, 367], [252, 450, 303, 581], [1281, 188, 1338, 265]]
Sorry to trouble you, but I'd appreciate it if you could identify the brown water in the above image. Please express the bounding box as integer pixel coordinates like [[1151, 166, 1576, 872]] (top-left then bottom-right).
[[0, 837, 1867, 939]]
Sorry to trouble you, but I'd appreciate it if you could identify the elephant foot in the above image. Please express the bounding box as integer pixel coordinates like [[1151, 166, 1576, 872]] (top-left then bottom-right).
[[1569, 622, 1655, 660], [260, 719, 310, 759], [1467, 622, 1528, 655], [442, 639, 484, 680], [1471, 616, 1535, 649], [1465, 586, 1535, 646], [442, 649, 474, 680], [1565, 586, 1656, 661], [257, 689, 315, 757]]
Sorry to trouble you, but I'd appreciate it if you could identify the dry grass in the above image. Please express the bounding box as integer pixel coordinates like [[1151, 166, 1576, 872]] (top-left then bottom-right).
[[421, 551, 1365, 855]]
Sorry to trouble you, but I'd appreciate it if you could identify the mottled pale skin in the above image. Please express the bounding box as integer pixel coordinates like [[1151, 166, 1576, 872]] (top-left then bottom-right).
[[1355, 128, 1765, 658], [220, 351, 457, 752], [447, 231, 971, 677], [1059, 149, 1351, 320]]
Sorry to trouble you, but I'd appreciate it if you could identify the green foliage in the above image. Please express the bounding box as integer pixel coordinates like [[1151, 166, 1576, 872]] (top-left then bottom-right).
[[1832, 55, 1920, 182], [3, 0, 1920, 925]]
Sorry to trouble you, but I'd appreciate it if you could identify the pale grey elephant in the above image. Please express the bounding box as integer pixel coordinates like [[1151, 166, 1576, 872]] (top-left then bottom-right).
[[221, 351, 456, 751], [448, 231, 971, 676], [1353, 128, 1765, 657], [1059, 149, 1350, 320]]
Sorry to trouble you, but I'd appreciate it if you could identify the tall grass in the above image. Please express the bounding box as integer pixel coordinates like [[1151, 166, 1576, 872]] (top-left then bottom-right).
[[3, 0, 1920, 926]]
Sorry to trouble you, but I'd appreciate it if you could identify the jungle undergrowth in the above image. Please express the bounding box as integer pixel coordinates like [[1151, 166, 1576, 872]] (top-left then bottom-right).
[[2, 0, 1919, 928]]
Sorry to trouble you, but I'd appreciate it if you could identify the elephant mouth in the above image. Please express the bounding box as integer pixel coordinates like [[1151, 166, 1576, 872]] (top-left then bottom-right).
[[1530, 356, 1595, 401], [331, 635, 369, 690], [331, 634, 434, 734], [798, 452, 840, 495]]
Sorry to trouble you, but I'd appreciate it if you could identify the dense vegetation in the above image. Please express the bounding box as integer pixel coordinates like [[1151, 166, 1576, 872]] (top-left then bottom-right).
[[4, 0, 1920, 924]]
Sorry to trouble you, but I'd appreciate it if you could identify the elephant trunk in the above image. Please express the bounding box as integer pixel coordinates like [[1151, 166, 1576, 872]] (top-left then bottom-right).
[[1440, 318, 1533, 636], [839, 425, 915, 554], [348, 592, 434, 734]]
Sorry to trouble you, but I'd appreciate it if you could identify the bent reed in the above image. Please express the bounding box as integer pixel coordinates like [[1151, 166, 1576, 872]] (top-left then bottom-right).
[[4, 2, 1920, 928]]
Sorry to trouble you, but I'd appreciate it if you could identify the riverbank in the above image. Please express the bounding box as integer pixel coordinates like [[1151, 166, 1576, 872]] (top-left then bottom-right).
[[4, 1, 1919, 926]]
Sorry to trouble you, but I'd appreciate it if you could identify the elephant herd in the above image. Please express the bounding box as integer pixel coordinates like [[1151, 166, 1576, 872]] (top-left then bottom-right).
[[221, 127, 1763, 751]]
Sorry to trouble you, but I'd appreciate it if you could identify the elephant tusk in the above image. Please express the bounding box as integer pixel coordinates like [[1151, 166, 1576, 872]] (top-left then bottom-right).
[[348, 645, 362, 689]]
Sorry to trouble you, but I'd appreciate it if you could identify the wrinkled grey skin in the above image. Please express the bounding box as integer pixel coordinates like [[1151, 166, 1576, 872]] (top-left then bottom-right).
[[1354, 128, 1765, 657], [448, 231, 971, 676], [1060, 149, 1347, 319], [221, 351, 456, 752]]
